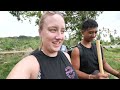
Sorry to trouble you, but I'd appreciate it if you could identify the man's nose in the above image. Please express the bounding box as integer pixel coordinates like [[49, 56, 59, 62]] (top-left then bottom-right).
[[91, 33, 96, 38]]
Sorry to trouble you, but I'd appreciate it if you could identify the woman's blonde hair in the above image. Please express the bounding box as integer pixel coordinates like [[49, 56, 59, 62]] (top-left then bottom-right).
[[39, 11, 64, 32]]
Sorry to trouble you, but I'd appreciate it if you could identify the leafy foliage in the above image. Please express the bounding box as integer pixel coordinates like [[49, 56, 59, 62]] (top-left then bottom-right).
[[0, 36, 40, 51], [9, 11, 103, 45], [9, 11, 42, 25], [0, 37, 120, 79]]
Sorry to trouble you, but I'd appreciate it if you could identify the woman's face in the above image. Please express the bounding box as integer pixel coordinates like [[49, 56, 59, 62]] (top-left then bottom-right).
[[40, 14, 65, 53]]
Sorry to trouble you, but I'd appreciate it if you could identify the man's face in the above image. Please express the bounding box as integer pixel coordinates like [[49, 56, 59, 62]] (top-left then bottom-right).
[[83, 27, 98, 42]]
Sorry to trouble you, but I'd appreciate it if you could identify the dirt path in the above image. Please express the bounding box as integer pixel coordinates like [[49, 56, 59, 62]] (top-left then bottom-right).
[[0, 48, 34, 55]]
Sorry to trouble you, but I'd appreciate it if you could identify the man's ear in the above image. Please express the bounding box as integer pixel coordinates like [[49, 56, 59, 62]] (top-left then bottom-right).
[[81, 30, 84, 34]]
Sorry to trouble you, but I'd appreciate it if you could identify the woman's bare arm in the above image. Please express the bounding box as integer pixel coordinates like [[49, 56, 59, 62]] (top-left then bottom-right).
[[6, 55, 39, 79]]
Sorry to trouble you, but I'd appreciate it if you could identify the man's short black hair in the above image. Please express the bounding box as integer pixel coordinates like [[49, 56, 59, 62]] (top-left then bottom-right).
[[81, 19, 98, 30]]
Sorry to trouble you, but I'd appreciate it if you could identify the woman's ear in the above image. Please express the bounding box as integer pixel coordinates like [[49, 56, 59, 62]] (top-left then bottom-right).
[[38, 29, 41, 37]]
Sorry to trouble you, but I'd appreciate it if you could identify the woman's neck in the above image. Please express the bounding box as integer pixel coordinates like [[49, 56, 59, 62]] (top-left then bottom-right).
[[41, 48, 58, 57]]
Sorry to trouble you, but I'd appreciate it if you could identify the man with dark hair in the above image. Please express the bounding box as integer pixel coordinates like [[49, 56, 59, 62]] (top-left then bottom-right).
[[71, 19, 120, 79]]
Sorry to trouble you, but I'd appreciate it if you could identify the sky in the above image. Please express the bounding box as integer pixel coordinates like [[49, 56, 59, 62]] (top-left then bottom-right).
[[0, 11, 39, 37], [96, 11, 120, 39], [0, 11, 120, 40]]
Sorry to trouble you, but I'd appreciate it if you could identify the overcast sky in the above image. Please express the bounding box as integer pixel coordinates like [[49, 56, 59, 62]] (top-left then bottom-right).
[[96, 11, 120, 37], [0, 11, 39, 37], [0, 11, 120, 39]]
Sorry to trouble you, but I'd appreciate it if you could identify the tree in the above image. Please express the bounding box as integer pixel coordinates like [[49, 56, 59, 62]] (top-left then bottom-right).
[[110, 34, 115, 44], [9, 11, 42, 25], [9, 11, 103, 46]]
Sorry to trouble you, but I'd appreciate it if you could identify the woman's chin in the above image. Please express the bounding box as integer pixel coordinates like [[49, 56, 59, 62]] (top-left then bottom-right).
[[51, 48, 60, 52]]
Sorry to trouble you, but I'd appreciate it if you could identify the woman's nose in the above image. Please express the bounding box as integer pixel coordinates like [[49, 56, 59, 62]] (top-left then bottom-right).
[[55, 32, 64, 39]]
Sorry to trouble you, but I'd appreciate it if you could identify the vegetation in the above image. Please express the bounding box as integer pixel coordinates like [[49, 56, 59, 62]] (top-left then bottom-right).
[[0, 11, 119, 79], [0, 37, 120, 79], [0, 36, 40, 51], [0, 53, 23, 79], [104, 48, 120, 71], [9, 11, 103, 45], [104, 48, 120, 79]]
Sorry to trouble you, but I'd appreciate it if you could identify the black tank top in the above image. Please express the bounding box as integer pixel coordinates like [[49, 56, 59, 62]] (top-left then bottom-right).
[[78, 43, 102, 74], [31, 50, 78, 79]]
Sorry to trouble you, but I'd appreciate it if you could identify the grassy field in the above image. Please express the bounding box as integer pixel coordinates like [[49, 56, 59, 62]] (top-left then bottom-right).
[[0, 37, 120, 79], [0, 47, 120, 79], [0, 53, 24, 79], [104, 48, 120, 79], [0, 37, 40, 79], [104, 48, 120, 71]]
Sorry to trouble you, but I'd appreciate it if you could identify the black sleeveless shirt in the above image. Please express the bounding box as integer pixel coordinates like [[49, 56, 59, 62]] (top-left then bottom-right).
[[31, 50, 78, 79], [78, 43, 103, 74]]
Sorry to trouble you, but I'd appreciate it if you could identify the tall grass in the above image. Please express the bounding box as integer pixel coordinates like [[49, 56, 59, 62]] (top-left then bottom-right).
[[104, 48, 120, 79], [0, 48, 120, 79], [0, 54, 23, 79], [0, 37, 120, 79], [104, 48, 120, 71]]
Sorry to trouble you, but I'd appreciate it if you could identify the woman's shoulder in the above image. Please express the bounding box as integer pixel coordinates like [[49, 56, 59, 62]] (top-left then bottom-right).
[[6, 55, 40, 79], [21, 55, 40, 70]]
